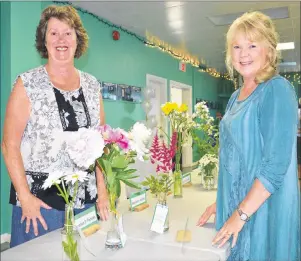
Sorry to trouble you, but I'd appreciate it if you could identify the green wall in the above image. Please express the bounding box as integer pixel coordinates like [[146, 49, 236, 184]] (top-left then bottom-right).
[[1, 1, 225, 234], [1, 1, 13, 236]]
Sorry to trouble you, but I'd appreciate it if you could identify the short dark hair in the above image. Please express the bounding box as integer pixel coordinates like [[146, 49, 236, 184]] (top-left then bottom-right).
[[35, 5, 89, 59]]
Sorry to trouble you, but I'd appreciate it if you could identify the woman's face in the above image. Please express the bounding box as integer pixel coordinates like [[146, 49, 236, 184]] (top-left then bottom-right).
[[45, 18, 77, 64], [231, 32, 268, 81]]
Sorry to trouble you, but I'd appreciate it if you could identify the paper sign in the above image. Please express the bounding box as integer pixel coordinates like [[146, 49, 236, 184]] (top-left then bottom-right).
[[182, 173, 191, 185], [117, 215, 127, 247], [150, 204, 169, 234], [75, 206, 100, 237], [129, 190, 147, 210]]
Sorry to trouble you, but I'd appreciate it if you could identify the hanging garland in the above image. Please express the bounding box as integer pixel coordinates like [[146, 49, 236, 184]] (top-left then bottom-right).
[[53, 1, 231, 80], [282, 73, 301, 86]]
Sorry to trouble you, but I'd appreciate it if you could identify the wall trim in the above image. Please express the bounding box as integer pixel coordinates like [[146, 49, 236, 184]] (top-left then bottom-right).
[[1, 233, 11, 244]]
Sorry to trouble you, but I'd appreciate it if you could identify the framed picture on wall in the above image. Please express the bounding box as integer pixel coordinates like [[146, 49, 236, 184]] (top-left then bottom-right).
[[130, 86, 142, 103], [117, 84, 131, 101], [102, 82, 118, 100], [117, 84, 142, 103]]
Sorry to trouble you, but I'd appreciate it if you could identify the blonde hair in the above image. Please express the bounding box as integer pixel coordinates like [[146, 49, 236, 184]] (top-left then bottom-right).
[[35, 5, 89, 59], [225, 11, 280, 83]]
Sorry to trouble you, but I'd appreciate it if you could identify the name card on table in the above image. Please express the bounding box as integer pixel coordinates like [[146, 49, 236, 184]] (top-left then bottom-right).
[[75, 206, 100, 237], [182, 172, 192, 185], [129, 190, 147, 211], [150, 204, 169, 234]]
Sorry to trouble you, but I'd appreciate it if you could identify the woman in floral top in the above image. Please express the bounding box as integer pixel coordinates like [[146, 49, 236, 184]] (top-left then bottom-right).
[[2, 5, 109, 247]]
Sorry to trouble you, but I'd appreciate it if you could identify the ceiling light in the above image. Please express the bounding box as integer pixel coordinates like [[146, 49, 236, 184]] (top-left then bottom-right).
[[276, 42, 295, 50], [166, 6, 183, 21], [169, 20, 183, 30], [208, 6, 289, 26], [165, 2, 184, 8]]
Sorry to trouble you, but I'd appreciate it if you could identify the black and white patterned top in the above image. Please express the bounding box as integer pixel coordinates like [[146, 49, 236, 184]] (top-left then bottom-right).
[[9, 66, 101, 210]]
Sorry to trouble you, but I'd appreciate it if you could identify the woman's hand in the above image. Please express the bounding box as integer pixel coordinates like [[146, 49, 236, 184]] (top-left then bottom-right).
[[196, 202, 216, 226], [19, 193, 52, 236], [96, 195, 109, 221], [212, 210, 245, 248]]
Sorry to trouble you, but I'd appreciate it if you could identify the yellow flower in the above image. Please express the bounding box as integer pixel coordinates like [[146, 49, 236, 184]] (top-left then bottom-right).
[[161, 102, 178, 115], [178, 104, 188, 112], [161, 103, 172, 115], [170, 102, 179, 111]]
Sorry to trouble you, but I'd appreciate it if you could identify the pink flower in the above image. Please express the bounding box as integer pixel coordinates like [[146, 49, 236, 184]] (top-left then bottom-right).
[[113, 128, 130, 150], [97, 124, 130, 150], [150, 131, 177, 174]]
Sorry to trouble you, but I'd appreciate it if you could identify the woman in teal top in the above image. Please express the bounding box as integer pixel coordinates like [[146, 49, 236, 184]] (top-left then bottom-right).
[[197, 11, 300, 261]]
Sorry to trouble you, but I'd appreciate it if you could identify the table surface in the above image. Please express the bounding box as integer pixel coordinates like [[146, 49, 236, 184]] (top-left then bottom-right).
[[2, 170, 230, 261]]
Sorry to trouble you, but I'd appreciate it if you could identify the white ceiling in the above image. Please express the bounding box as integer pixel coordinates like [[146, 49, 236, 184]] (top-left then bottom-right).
[[72, 1, 300, 73]]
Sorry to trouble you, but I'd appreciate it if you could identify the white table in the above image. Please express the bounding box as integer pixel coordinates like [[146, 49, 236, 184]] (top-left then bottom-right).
[[2, 170, 230, 261]]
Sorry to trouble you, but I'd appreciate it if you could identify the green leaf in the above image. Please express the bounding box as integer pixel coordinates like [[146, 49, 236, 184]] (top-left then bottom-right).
[[117, 174, 139, 180], [100, 159, 116, 187], [121, 168, 137, 175], [115, 180, 121, 198], [111, 155, 128, 168], [119, 178, 141, 190]]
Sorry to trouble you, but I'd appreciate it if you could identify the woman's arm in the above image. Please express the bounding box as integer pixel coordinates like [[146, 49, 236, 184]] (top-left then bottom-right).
[[2, 77, 31, 200], [96, 92, 109, 220], [2, 77, 51, 236], [238, 179, 270, 217]]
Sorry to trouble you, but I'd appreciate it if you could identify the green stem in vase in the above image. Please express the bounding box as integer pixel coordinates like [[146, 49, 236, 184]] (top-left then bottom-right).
[[54, 183, 69, 204]]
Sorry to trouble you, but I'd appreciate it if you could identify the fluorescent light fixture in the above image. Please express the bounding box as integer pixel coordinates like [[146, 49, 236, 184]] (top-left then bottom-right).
[[165, 2, 184, 8], [169, 20, 183, 30], [208, 6, 289, 26], [279, 62, 297, 66], [166, 6, 183, 21], [276, 42, 295, 50]]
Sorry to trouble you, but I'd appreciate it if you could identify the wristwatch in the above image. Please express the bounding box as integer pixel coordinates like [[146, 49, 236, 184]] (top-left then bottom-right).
[[237, 208, 250, 222]]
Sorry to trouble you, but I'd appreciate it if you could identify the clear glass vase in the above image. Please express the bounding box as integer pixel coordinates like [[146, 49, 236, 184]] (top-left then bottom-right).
[[173, 167, 183, 198], [61, 203, 81, 261], [105, 211, 123, 250], [157, 192, 169, 232], [203, 175, 215, 190]]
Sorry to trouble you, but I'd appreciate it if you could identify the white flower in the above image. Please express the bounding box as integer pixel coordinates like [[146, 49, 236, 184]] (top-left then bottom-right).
[[128, 122, 152, 161], [64, 170, 89, 185], [42, 170, 65, 190], [66, 128, 105, 169], [199, 154, 218, 168]]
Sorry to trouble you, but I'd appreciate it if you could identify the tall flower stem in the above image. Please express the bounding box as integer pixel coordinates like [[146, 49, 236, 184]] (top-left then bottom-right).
[[173, 131, 183, 198]]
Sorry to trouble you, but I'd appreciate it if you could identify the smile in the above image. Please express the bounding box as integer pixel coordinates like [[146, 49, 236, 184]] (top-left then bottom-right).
[[240, 61, 253, 66], [56, 47, 68, 51]]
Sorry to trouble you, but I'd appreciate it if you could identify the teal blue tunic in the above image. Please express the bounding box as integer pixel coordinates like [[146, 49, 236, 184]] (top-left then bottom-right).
[[216, 75, 300, 261]]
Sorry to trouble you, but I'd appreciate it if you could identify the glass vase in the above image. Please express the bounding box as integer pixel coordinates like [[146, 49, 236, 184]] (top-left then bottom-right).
[[61, 203, 81, 261], [105, 211, 123, 250], [203, 175, 215, 190], [157, 192, 169, 232], [173, 164, 183, 198]]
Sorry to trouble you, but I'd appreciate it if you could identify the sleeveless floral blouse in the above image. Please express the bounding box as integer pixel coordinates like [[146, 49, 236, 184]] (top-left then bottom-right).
[[9, 66, 101, 210]]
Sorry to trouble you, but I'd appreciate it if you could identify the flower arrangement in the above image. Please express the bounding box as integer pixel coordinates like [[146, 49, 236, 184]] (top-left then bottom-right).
[[42, 122, 151, 256], [95, 123, 151, 213], [42, 169, 89, 261], [198, 153, 219, 189], [192, 101, 219, 158], [141, 131, 177, 197], [198, 154, 218, 175], [161, 102, 196, 197]]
